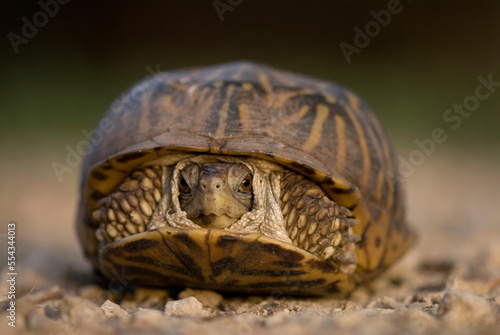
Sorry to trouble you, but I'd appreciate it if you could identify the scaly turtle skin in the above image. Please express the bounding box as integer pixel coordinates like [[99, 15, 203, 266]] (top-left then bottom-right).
[[77, 61, 413, 295]]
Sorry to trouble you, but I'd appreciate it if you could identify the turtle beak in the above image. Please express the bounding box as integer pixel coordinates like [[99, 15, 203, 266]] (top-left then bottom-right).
[[198, 174, 234, 216], [185, 165, 241, 228]]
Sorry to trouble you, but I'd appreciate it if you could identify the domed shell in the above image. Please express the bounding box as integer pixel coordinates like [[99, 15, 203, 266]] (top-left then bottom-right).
[[77, 61, 412, 283]]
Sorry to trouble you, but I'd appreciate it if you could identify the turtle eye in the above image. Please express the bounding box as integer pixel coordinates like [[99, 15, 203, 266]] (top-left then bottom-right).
[[238, 174, 252, 193]]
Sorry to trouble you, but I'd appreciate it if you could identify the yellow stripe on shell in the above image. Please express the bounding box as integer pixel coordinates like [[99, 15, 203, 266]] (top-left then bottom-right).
[[242, 82, 253, 90], [302, 104, 329, 152], [366, 112, 395, 209], [365, 123, 386, 201], [191, 86, 214, 133], [238, 103, 252, 133], [322, 92, 337, 104], [167, 82, 189, 91], [272, 90, 313, 109], [334, 114, 346, 174], [215, 85, 236, 138], [280, 105, 310, 126], [258, 73, 273, 105], [265, 125, 277, 137], [346, 91, 361, 110], [344, 104, 371, 191], [365, 125, 385, 172]]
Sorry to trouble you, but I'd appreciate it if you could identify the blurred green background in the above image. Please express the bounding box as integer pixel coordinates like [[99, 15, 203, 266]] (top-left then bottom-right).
[[2, 0, 500, 151], [1, 1, 499, 234]]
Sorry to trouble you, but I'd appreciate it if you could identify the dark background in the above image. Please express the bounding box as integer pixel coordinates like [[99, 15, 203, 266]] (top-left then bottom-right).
[[2, 0, 500, 147]]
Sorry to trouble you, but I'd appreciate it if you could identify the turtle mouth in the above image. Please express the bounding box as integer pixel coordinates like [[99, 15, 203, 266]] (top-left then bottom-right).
[[190, 214, 238, 229]]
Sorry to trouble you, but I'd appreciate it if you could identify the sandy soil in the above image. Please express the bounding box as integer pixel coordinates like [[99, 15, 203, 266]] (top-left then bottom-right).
[[0, 146, 499, 335]]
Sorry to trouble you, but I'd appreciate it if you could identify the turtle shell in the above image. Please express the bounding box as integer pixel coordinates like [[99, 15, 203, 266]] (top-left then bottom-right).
[[77, 61, 413, 294], [99, 227, 354, 295]]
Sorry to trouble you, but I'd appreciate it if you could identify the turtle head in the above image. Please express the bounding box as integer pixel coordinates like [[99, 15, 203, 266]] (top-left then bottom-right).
[[178, 163, 253, 228]]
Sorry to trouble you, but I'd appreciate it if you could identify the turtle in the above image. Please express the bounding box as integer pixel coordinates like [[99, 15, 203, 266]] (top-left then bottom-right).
[[77, 61, 413, 295]]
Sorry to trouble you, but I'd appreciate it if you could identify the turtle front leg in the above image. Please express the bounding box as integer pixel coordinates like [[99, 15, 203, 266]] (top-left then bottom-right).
[[280, 172, 360, 273], [93, 166, 164, 242]]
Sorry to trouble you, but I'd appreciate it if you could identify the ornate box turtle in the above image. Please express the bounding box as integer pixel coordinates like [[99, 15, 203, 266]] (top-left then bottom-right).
[[77, 61, 413, 295]]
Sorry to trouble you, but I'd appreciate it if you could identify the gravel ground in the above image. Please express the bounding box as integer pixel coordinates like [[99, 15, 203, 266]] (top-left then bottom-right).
[[1, 149, 499, 335]]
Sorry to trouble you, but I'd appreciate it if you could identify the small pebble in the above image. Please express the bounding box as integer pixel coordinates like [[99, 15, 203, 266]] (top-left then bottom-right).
[[101, 300, 130, 319], [164, 296, 203, 316], [178, 288, 223, 307]]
